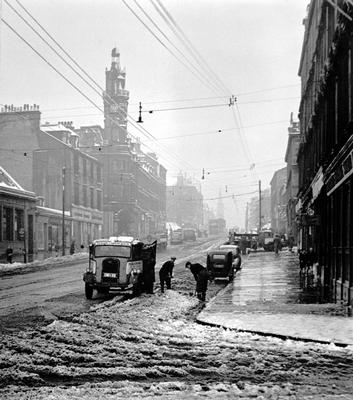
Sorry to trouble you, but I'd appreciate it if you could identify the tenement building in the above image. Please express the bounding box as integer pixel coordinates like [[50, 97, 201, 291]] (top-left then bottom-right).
[[297, 0, 353, 304], [77, 48, 167, 239], [0, 106, 103, 257], [285, 114, 300, 243]]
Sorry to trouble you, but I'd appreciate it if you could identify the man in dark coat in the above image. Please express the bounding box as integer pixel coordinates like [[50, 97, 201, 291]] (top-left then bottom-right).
[[6, 245, 13, 264], [273, 234, 281, 255], [159, 257, 176, 293], [185, 261, 209, 301]]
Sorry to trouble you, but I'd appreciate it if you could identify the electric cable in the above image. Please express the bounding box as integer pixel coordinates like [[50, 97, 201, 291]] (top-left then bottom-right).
[[121, 0, 221, 95], [152, 0, 230, 96], [1, 7, 195, 176]]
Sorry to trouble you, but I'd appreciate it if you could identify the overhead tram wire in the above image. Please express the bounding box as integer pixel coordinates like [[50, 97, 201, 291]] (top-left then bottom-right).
[[11, 0, 301, 103], [121, 0, 222, 96], [12, 0, 111, 100], [127, 0, 251, 178], [3, 3, 197, 176], [7, 0, 249, 183], [1, 19, 107, 120], [152, 1, 258, 169], [149, 0, 256, 173], [0, 22, 182, 174], [152, 0, 231, 96], [131, 0, 223, 96], [6, 0, 175, 159]]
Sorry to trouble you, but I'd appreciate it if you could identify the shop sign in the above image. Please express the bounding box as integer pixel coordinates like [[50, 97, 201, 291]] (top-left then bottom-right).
[[71, 207, 103, 224], [307, 215, 320, 226], [295, 199, 302, 213], [327, 150, 353, 196], [311, 167, 324, 201]]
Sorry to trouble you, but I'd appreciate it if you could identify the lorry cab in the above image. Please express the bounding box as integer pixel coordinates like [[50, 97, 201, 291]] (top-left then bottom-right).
[[83, 236, 156, 299]]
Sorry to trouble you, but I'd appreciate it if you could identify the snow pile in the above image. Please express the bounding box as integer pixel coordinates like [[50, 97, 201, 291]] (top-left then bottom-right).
[[1, 289, 353, 399], [0, 252, 88, 275]]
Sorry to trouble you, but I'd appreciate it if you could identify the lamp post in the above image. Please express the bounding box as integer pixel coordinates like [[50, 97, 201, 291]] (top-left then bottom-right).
[[258, 180, 262, 233], [62, 166, 66, 256]]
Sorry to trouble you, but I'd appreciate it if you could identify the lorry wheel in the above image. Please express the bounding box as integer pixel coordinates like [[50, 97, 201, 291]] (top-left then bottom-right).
[[132, 283, 141, 296], [85, 283, 94, 299]]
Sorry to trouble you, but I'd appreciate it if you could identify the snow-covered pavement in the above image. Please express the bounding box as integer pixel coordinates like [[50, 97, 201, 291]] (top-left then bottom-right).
[[1, 282, 353, 398], [198, 251, 353, 346]]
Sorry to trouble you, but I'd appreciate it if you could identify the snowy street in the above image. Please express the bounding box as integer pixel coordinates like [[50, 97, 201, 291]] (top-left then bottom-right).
[[1, 244, 353, 399]]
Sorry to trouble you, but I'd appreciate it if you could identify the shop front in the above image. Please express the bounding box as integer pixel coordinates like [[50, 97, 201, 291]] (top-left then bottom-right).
[[0, 167, 36, 263], [71, 205, 103, 248], [35, 206, 72, 260]]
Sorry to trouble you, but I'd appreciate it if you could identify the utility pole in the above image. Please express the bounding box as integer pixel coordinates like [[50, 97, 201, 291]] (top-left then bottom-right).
[[62, 166, 66, 256], [245, 202, 249, 232], [258, 180, 262, 233]]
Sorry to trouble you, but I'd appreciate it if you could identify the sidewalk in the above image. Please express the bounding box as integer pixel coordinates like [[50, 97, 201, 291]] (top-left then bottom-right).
[[197, 251, 353, 346]]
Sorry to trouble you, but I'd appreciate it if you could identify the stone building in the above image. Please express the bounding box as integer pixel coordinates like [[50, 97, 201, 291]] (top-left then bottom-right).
[[297, 0, 353, 303], [166, 174, 203, 229], [40, 122, 103, 248], [270, 167, 287, 236], [77, 48, 167, 239], [0, 106, 103, 256], [284, 114, 300, 243]]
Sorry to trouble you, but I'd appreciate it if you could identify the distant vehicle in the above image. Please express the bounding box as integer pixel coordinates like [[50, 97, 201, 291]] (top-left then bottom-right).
[[219, 244, 240, 256], [166, 222, 183, 244], [157, 231, 168, 249], [258, 230, 274, 251], [83, 236, 156, 299], [170, 228, 183, 244], [208, 218, 226, 235], [183, 228, 197, 241], [207, 250, 237, 282]]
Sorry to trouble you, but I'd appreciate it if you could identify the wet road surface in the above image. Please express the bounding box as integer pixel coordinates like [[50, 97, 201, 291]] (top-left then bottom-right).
[[198, 251, 353, 345]]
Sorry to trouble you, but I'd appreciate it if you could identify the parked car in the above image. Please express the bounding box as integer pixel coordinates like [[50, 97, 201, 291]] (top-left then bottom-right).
[[219, 244, 240, 256], [206, 250, 236, 282]]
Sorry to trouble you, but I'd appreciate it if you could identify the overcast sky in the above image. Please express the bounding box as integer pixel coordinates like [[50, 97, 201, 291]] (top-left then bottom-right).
[[0, 0, 309, 229]]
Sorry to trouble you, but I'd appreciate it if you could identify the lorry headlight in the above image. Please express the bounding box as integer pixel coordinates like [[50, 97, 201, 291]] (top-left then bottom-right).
[[88, 260, 97, 274]]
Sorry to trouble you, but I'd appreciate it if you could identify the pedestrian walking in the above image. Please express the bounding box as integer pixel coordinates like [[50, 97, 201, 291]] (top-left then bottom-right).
[[288, 234, 294, 252], [273, 234, 281, 255], [6, 245, 13, 264], [159, 257, 176, 293], [185, 261, 210, 301], [70, 240, 75, 255], [233, 246, 242, 271]]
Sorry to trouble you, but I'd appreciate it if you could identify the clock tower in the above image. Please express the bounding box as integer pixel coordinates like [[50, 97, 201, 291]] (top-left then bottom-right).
[[104, 48, 129, 143]]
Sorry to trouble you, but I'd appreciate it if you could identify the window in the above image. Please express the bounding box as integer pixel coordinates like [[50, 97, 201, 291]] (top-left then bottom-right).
[[83, 185, 87, 207], [74, 183, 80, 205], [97, 166, 102, 182], [2, 207, 13, 241], [90, 188, 94, 209], [97, 190, 102, 210], [15, 209, 24, 241], [74, 153, 79, 174], [83, 159, 87, 177]]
